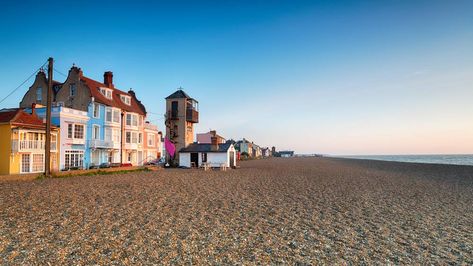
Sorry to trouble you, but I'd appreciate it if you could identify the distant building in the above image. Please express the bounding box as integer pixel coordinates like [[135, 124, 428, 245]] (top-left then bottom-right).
[[197, 130, 226, 144], [236, 138, 253, 157], [252, 144, 262, 158], [261, 147, 271, 157], [0, 108, 60, 174], [279, 151, 295, 158]]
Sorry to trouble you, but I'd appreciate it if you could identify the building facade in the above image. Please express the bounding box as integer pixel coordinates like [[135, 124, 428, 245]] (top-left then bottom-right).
[[0, 108, 59, 175], [164, 89, 199, 164], [196, 130, 226, 144], [20, 65, 161, 169], [28, 105, 89, 170]]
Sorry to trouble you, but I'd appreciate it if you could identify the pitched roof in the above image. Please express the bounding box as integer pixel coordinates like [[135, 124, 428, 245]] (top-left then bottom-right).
[[0, 109, 21, 123], [165, 89, 194, 100], [180, 143, 233, 153], [0, 108, 51, 129], [80, 76, 146, 115]]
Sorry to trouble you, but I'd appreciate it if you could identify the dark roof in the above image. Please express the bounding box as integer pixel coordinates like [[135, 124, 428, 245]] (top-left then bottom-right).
[[165, 89, 194, 100], [180, 143, 233, 153], [81, 76, 146, 115]]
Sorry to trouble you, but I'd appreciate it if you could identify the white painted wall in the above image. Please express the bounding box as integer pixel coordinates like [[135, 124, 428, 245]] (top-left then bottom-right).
[[207, 152, 229, 167], [179, 153, 191, 167]]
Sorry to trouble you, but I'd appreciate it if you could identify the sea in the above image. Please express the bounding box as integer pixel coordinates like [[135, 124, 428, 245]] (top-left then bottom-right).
[[336, 154, 473, 166]]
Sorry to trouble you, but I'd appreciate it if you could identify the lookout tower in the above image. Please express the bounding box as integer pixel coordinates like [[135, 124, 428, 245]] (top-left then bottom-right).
[[165, 89, 199, 164]]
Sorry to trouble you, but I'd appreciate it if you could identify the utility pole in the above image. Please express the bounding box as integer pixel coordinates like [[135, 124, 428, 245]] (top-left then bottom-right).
[[45, 57, 53, 176]]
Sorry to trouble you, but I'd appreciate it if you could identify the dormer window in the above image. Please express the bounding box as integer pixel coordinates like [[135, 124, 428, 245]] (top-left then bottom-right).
[[99, 87, 113, 99], [120, 95, 131, 105]]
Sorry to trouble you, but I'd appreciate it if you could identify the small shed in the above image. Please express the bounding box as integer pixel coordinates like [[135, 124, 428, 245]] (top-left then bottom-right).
[[179, 142, 237, 168]]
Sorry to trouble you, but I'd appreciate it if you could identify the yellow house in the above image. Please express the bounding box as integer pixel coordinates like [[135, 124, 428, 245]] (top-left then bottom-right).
[[0, 108, 59, 175]]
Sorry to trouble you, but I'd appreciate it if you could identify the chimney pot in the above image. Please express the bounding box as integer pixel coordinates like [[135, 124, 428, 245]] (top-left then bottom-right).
[[31, 103, 36, 117]]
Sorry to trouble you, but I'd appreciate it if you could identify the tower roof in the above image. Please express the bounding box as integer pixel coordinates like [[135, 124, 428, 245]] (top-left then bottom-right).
[[165, 89, 194, 100]]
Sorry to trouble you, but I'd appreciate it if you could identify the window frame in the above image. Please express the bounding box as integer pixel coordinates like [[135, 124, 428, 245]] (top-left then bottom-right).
[[93, 103, 100, 118]]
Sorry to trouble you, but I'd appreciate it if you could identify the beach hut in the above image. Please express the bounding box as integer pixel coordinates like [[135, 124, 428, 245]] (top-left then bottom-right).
[[179, 141, 237, 169]]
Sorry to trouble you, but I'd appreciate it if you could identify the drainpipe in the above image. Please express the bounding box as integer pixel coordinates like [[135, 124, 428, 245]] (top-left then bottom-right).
[[120, 111, 124, 165]]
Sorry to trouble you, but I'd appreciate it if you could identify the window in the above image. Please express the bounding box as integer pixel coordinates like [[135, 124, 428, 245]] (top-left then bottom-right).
[[126, 114, 138, 127], [93, 125, 100, 140], [100, 88, 112, 99], [201, 153, 207, 163], [139, 116, 143, 127], [171, 101, 178, 118], [131, 132, 138, 143], [74, 124, 84, 139], [126, 132, 131, 143], [113, 110, 120, 123], [21, 154, 31, 173], [127, 152, 132, 162], [148, 133, 155, 147], [93, 104, 100, 118], [138, 133, 142, 144], [105, 108, 112, 122], [121, 95, 131, 105], [126, 114, 131, 126], [113, 129, 120, 143], [64, 150, 84, 169], [36, 87, 42, 102], [105, 128, 112, 141], [68, 124, 73, 139], [32, 154, 44, 172], [70, 84, 76, 96]]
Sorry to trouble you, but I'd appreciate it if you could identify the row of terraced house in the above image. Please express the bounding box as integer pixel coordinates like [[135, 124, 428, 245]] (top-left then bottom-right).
[[0, 65, 162, 175]]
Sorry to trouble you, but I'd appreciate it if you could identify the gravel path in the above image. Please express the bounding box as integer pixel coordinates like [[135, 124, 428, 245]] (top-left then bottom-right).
[[1, 157, 472, 264]]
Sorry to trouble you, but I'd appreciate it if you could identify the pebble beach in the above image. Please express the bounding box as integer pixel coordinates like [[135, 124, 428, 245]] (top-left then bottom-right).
[[1, 157, 472, 264]]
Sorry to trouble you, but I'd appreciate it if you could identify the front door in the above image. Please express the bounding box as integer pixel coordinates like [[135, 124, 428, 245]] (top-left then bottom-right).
[[190, 153, 199, 168], [138, 151, 143, 166], [230, 152, 235, 168]]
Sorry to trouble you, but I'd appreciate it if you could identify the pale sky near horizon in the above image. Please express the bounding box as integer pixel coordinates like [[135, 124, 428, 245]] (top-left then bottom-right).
[[0, 1, 472, 155]]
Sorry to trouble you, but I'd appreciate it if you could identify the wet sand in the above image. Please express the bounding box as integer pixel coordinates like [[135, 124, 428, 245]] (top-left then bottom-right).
[[1, 157, 472, 264]]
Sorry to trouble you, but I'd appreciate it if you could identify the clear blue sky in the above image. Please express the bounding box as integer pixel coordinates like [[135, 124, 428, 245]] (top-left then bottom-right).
[[1, 0, 472, 155]]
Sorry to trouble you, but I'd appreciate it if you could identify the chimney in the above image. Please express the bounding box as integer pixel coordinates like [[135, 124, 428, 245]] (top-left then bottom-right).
[[211, 135, 219, 151], [104, 71, 114, 88], [31, 103, 36, 117], [128, 88, 135, 97]]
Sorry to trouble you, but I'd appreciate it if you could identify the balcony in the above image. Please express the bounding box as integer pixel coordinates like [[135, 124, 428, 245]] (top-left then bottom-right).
[[12, 140, 57, 153], [88, 139, 118, 149], [186, 108, 199, 123]]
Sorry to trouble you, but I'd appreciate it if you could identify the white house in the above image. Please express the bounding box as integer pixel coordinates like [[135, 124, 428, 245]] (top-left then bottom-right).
[[179, 142, 237, 168], [30, 105, 89, 170]]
